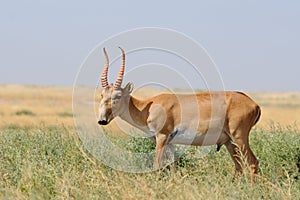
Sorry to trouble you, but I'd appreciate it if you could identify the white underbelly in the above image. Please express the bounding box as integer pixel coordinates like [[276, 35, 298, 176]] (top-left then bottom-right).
[[167, 128, 228, 146]]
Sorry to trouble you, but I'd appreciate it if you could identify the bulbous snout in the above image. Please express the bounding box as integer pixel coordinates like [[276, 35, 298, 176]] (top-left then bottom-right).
[[98, 106, 112, 126], [98, 120, 108, 125]]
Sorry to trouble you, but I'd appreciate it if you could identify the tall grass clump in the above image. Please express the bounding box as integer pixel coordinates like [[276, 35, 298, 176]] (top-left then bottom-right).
[[57, 112, 73, 118], [0, 125, 299, 199], [15, 110, 36, 116]]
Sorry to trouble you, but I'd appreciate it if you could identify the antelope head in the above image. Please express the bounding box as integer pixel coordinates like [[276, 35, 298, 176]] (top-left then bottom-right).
[[98, 47, 133, 125]]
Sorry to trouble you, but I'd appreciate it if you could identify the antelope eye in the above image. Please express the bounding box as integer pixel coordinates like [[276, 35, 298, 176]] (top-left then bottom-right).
[[114, 95, 121, 100]]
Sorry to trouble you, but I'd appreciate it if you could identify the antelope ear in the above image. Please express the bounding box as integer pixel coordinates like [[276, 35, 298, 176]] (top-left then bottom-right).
[[124, 82, 134, 94]]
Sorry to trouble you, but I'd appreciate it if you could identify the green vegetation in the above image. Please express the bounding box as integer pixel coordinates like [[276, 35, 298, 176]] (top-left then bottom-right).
[[15, 110, 36, 116], [57, 112, 73, 118], [0, 125, 299, 199]]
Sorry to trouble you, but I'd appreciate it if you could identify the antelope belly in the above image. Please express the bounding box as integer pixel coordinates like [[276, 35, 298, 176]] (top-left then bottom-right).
[[167, 128, 223, 146]]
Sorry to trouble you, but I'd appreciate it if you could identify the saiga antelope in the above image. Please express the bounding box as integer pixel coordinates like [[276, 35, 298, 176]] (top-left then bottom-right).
[[97, 47, 261, 184]]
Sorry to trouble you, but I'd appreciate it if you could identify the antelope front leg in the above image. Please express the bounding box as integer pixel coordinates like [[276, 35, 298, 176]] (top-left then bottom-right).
[[153, 133, 168, 170]]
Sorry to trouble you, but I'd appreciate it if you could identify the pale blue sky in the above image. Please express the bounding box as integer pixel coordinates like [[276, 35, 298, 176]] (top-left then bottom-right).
[[0, 0, 299, 91]]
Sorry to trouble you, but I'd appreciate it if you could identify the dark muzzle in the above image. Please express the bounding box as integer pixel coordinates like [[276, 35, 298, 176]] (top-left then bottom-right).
[[98, 120, 108, 125]]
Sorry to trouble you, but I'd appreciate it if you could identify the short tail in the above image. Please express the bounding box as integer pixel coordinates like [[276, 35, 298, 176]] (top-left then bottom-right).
[[253, 105, 261, 126]]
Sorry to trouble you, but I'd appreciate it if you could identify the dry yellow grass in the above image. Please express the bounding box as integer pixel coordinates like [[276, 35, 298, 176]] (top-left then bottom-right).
[[0, 85, 299, 129], [250, 92, 300, 128], [0, 85, 73, 127]]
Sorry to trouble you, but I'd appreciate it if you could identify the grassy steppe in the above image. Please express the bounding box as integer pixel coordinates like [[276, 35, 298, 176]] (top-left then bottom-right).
[[0, 85, 299, 199], [0, 125, 299, 199]]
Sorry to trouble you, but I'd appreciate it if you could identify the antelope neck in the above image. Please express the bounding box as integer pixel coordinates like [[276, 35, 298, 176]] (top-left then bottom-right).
[[119, 96, 150, 128]]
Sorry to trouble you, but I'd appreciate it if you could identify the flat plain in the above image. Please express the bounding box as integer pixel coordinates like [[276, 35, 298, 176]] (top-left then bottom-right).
[[0, 85, 299, 199], [0, 85, 299, 129]]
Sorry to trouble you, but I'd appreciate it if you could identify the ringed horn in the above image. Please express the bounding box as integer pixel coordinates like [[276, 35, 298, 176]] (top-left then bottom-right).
[[114, 47, 125, 89], [101, 47, 125, 89], [101, 48, 109, 88]]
